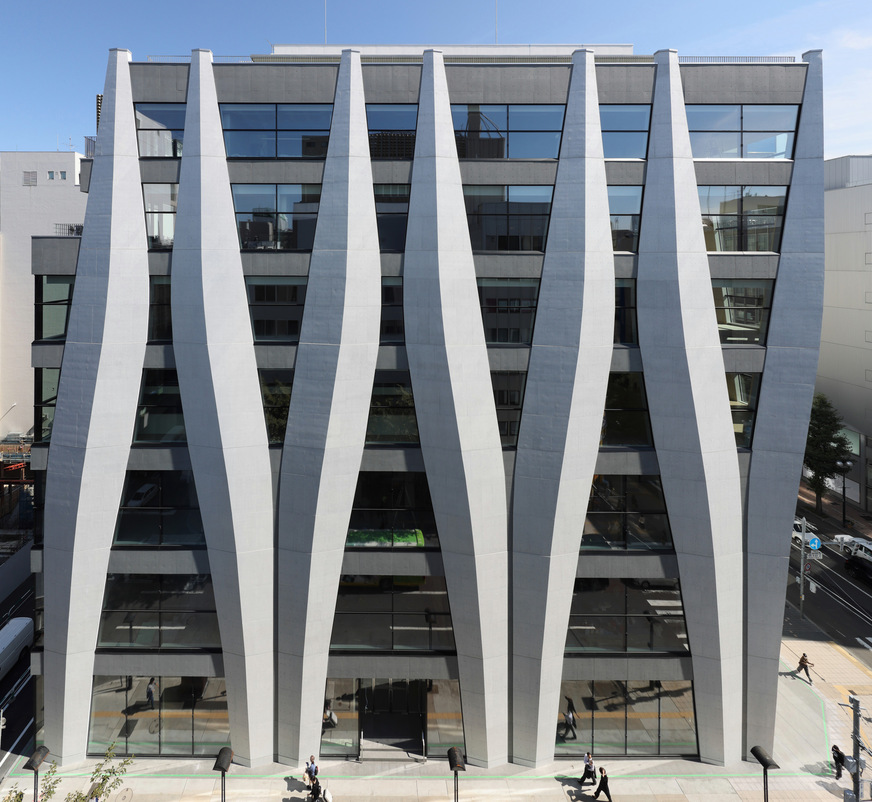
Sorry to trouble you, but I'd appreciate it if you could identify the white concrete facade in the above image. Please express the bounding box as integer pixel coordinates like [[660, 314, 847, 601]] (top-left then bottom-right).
[[0, 150, 86, 439], [33, 45, 823, 769]]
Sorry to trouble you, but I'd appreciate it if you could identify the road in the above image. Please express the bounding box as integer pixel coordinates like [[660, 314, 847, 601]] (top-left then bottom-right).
[[786, 528, 872, 669]]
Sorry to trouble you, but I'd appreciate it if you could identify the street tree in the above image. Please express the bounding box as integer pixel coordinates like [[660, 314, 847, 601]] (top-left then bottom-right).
[[804, 392, 852, 514]]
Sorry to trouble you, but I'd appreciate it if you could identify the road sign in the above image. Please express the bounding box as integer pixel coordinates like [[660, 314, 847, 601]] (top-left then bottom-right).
[[804, 562, 813, 573], [809, 536, 822, 550], [806, 550, 824, 561]]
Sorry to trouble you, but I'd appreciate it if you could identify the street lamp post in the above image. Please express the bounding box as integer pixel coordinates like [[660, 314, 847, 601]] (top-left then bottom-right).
[[750, 745, 780, 802], [836, 459, 854, 527], [447, 747, 465, 802], [24, 745, 50, 802], [212, 747, 233, 802]]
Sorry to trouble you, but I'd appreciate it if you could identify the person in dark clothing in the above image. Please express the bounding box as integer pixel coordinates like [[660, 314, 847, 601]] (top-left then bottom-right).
[[594, 766, 612, 801], [798, 653, 814, 683], [832, 744, 846, 779]]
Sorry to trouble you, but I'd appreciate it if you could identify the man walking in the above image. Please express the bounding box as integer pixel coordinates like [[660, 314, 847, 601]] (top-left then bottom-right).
[[798, 653, 814, 684], [832, 744, 846, 779], [594, 766, 612, 801]]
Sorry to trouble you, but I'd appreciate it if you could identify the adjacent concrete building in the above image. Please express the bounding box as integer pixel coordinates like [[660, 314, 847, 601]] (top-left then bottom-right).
[[816, 155, 872, 509], [31, 44, 823, 769]]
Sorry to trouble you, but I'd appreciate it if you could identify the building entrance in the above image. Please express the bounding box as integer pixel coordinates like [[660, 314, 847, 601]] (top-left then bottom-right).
[[359, 678, 426, 759]]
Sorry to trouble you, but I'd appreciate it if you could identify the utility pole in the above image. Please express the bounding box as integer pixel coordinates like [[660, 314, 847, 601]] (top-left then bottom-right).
[[799, 517, 808, 620], [852, 695, 861, 801]]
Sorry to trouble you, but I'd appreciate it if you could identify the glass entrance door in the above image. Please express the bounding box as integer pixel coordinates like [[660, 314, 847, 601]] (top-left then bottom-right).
[[359, 678, 426, 757]]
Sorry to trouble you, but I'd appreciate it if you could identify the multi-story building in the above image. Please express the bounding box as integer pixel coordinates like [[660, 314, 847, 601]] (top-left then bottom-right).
[[31, 44, 823, 769], [817, 155, 872, 510], [0, 150, 88, 440]]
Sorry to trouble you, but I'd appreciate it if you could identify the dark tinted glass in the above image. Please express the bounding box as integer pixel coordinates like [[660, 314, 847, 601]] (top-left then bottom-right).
[[601, 132, 648, 158], [220, 104, 275, 129], [508, 104, 565, 130], [232, 184, 277, 213], [277, 104, 333, 129], [223, 130, 276, 158], [451, 105, 507, 131], [366, 104, 418, 130], [600, 105, 651, 131]]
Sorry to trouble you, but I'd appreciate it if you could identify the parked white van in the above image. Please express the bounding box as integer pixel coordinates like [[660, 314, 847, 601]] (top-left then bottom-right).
[[0, 617, 33, 682]]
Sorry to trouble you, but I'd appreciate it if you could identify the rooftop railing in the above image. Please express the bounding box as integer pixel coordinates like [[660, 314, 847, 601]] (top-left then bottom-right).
[[54, 223, 83, 237]]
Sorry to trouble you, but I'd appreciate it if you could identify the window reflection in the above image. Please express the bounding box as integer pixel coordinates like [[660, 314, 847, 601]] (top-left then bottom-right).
[[35, 276, 74, 341], [135, 104, 185, 158], [259, 369, 294, 445], [34, 368, 59, 443], [477, 278, 540, 344], [465, 185, 553, 251], [602, 373, 652, 447], [367, 104, 417, 159], [220, 104, 332, 158], [584, 475, 673, 551], [615, 279, 637, 344], [608, 186, 643, 251], [600, 105, 651, 158], [686, 104, 798, 159], [134, 369, 185, 443], [381, 278, 404, 343], [712, 279, 772, 344], [491, 371, 527, 446], [245, 276, 306, 341], [143, 184, 178, 249], [232, 184, 320, 250], [699, 185, 787, 251], [374, 184, 410, 251], [452, 104, 564, 159], [726, 372, 761, 448], [148, 276, 172, 342]]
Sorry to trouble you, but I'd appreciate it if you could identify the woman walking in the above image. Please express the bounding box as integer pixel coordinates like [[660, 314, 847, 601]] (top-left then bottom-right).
[[594, 766, 612, 801]]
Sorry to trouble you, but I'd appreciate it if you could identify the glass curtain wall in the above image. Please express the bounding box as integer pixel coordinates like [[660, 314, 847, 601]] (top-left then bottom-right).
[[686, 104, 798, 159], [711, 279, 773, 344], [476, 278, 540, 344], [89, 675, 229, 756], [726, 372, 761, 448], [451, 104, 565, 158], [259, 369, 294, 444], [35, 276, 74, 341], [135, 104, 186, 157], [599, 105, 651, 158], [584, 475, 673, 551], [464, 185, 553, 251], [491, 371, 527, 446], [365, 371, 419, 445], [556, 680, 697, 757], [148, 276, 172, 342], [607, 186, 643, 251], [367, 105, 418, 158], [34, 368, 59, 442]]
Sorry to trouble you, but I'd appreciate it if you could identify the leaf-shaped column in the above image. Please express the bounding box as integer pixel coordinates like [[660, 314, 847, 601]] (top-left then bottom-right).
[[275, 49, 382, 765], [743, 50, 824, 755], [636, 49, 744, 766], [42, 48, 150, 764], [404, 49, 509, 767], [511, 49, 615, 767], [171, 49, 275, 766]]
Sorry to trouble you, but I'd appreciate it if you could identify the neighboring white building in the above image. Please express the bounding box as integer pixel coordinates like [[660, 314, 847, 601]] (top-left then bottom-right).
[[0, 151, 87, 439], [818, 155, 872, 509], [31, 45, 823, 770]]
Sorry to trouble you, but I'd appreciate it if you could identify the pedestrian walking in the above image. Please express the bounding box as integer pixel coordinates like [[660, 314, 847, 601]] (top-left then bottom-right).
[[304, 755, 318, 787], [832, 744, 846, 779], [798, 653, 814, 683], [146, 677, 157, 709], [579, 752, 596, 786], [563, 708, 577, 740], [593, 766, 612, 801]]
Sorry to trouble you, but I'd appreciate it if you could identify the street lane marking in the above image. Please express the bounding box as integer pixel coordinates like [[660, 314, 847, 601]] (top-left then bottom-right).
[[856, 638, 872, 651]]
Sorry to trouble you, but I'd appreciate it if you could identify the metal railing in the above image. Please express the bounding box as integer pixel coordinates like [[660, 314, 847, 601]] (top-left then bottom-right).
[[54, 223, 83, 237], [84, 135, 96, 157]]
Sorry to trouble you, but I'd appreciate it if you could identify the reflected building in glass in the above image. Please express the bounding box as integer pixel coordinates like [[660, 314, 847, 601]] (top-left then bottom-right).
[[30, 43, 823, 771]]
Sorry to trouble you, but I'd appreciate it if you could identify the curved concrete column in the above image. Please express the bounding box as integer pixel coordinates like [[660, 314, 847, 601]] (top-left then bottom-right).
[[743, 51, 824, 755], [276, 49, 382, 765], [636, 50, 744, 765], [171, 49, 275, 766], [403, 49, 509, 768], [42, 49, 150, 764], [511, 49, 615, 767]]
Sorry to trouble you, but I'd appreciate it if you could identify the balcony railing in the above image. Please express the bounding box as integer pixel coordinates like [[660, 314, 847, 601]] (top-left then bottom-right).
[[54, 223, 83, 237]]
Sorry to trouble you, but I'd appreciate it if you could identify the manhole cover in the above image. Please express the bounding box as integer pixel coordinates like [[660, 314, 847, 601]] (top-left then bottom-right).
[[117, 789, 133, 802]]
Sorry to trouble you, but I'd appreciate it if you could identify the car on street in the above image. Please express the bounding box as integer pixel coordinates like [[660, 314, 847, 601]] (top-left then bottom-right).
[[792, 519, 819, 545], [845, 554, 872, 585]]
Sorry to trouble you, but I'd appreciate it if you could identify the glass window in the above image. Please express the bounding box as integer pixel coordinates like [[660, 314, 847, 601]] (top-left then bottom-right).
[[608, 186, 643, 252], [34, 368, 59, 443], [220, 104, 276, 129], [615, 279, 637, 344], [245, 277, 307, 342], [711, 279, 772, 345], [374, 184, 410, 252], [35, 275, 74, 341], [477, 278, 539, 344], [380, 277, 404, 343], [584, 475, 672, 551], [331, 576, 454, 652], [726, 372, 761, 448], [602, 373, 652, 447], [465, 185, 553, 251], [113, 470, 204, 547], [277, 104, 333, 130], [232, 184, 321, 251], [699, 186, 787, 251], [347, 472, 438, 548], [491, 371, 527, 447], [600, 105, 651, 158], [143, 184, 178, 250], [148, 276, 172, 342], [134, 369, 185, 443], [220, 104, 334, 159], [367, 104, 417, 159], [321, 678, 359, 757], [452, 104, 564, 159], [366, 371, 419, 445], [135, 104, 186, 157], [687, 105, 798, 159], [259, 369, 294, 445], [88, 675, 229, 757]]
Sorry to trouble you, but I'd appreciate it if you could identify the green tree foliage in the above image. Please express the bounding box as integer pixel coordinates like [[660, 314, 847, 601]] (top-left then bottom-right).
[[803, 393, 852, 514], [60, 746, 133, 802]]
